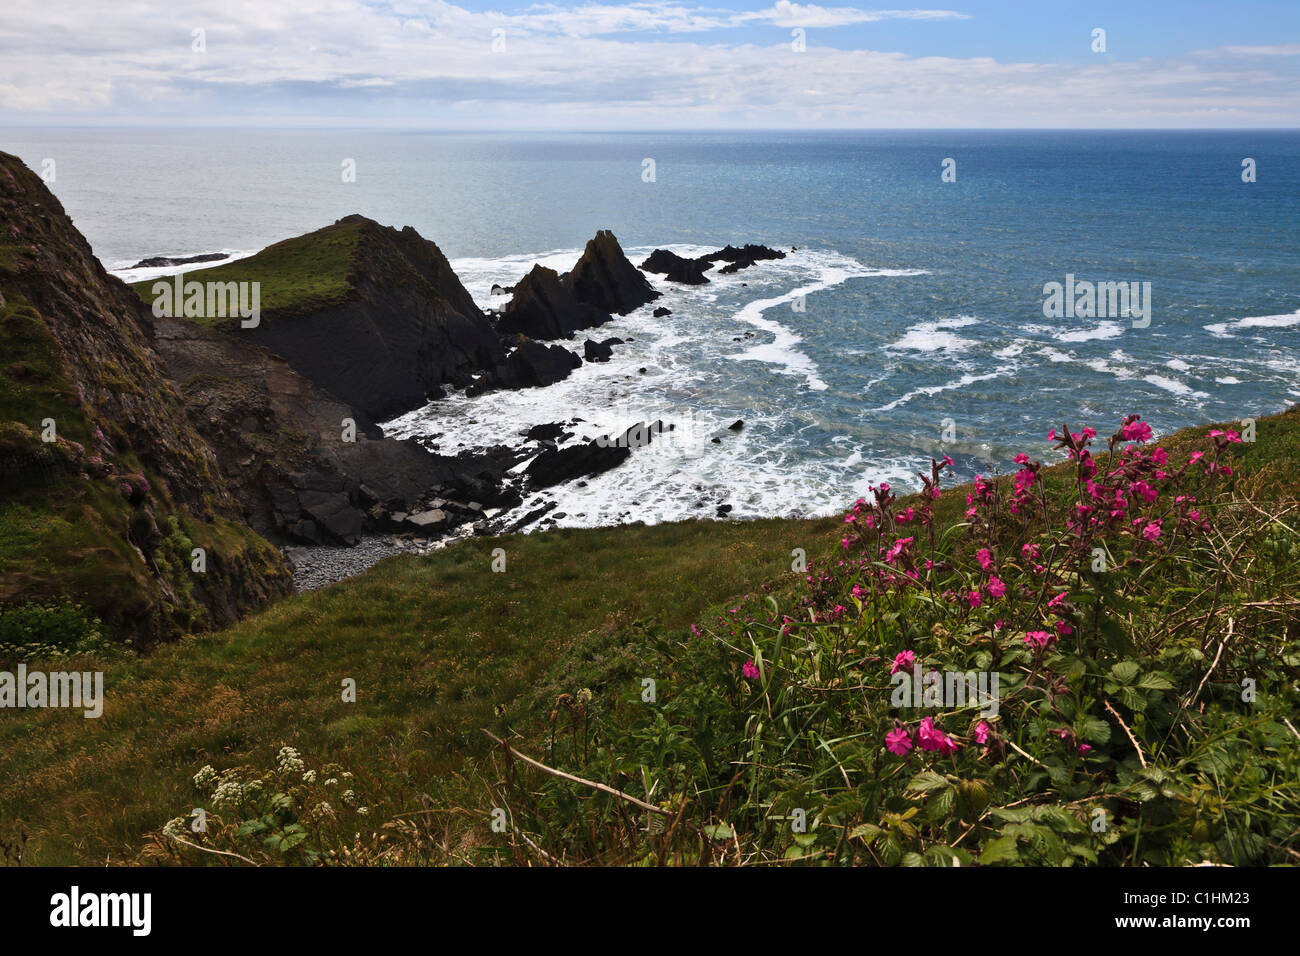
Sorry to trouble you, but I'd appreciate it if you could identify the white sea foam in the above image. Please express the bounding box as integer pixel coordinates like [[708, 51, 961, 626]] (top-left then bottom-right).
[[1205, 308, 1300, 338], [385, 244, 934, 529], [1024, 321, 1125, 344], [887, 315, 980, 353], [871, 369, 1013, 413]]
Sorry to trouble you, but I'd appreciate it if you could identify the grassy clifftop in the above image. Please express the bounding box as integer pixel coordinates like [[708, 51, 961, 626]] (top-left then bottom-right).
[[129, 217, 366, 326]]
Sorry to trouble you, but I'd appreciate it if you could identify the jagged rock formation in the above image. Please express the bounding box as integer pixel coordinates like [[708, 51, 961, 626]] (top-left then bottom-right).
[[640, 249, 713, 285], [497, 264, 610, 340], [0, 151, 292, 643], [701, 243, 787, 274], [563, 230, 660, 315], [479, 339, 582, 391]]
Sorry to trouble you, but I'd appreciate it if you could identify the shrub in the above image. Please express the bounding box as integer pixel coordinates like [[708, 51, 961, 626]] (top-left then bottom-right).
[[491, 416, 1300, 866], [0, 600, 105, 661]]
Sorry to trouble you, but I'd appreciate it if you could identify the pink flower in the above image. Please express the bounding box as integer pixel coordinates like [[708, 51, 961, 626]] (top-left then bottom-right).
[[1121, 420, 1153, 443], [890, 650, 915, 675], [988, 575, 1006, 599], [1024, 630, 1055, 651], [974, 721, 991, 744], [1055, 620, 1073, 636], [1078, 744, 1093, 754], [1048, 591, 1068, 610], [742, 659, 760, 680], [1142, 520, 1162, 542], [967, 591, 982, 609], [886, 727, 913, 756], [917, 717, 959, 753], [976, 548, 993, 570]]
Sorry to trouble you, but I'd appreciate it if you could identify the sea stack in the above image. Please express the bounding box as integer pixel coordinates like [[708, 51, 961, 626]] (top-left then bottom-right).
[[497, 264, 611, 340], [564, 230, 661, 315]]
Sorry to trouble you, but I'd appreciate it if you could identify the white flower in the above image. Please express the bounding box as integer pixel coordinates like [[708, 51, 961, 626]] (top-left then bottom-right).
[[212, 780, 243, 807], [324, 777, 339, 787], [162, 817, 189, 839], [301, 769, 317, 784], [276, 746, 305, 774], [192, 765, 218, 789]]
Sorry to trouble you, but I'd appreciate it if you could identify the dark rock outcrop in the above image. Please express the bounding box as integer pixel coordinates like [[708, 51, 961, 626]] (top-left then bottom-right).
[[150, 316, 456, 547], [584, 338, 623, 363], [497, 264, 610, 340], [525, 439, 631, 489], [701, 244, 787, 274], [130, 252, 231, 269], [641, 249, 712, 285], [653, 307, 672, 317], [564, 230, 660, 315], [480, 339, 582, 392]]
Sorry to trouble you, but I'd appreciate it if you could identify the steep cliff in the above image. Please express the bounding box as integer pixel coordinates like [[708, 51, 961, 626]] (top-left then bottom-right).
[[0, 151, 291, 644]]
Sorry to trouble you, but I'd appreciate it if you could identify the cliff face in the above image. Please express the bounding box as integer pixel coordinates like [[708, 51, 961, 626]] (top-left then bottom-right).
[[0, 151, 291, 643], [149, 215, 506, 422], [151, 317, 458, 545]]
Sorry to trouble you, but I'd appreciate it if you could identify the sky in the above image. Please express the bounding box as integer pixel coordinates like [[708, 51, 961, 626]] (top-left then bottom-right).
[[0, 0, 1297, 128]]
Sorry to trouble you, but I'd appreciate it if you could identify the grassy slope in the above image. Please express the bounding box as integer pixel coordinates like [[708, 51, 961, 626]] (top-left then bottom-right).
[[2, 408, 1295, 865], [127, 219, 364, 327], [0, 515, 839, 864]]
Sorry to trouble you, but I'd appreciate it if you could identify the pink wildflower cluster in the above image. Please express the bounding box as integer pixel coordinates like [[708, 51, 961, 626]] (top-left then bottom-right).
[[886, 717, 960, 756]]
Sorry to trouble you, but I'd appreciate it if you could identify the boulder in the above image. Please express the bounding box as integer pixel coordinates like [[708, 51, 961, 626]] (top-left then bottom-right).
[[584, 338, 615, 362], [653, 307, 672, 317]]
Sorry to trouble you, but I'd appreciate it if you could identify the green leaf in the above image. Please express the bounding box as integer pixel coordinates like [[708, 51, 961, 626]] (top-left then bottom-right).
[[702, 823, 734, 841], [1110, 661, 1140, 684], [905, 770, 950, 795], [849, 823, 882, 845], [1136, 672, 1174, 691], [979, 834, 1020, 865], [1080, 716, 1112, 744]]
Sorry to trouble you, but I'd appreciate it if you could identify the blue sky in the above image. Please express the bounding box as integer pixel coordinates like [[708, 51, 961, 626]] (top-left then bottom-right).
[[0, 1, 1297, 127]]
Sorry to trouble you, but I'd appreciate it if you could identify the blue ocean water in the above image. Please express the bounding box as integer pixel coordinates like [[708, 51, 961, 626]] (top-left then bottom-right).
[[4, 128, 1298, 524]]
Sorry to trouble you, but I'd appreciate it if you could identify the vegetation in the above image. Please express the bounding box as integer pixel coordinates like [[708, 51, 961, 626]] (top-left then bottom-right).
[[128, 218, 365, 327], [2, 409, 1297, 866]]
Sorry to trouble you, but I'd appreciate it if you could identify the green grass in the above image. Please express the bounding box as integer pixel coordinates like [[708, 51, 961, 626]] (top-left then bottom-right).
[[3, 407, 1298, 867], [0, 515, 839, 865], [127, 218, 365, 327]]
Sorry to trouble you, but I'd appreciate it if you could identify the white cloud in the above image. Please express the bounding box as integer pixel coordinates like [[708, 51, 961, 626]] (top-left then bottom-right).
[[1221, 43, 1300, 56], [0, 0, 1293, 127]]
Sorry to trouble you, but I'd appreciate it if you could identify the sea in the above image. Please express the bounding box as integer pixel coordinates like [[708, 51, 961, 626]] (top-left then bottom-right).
[[5, 128, 1298, 527]]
